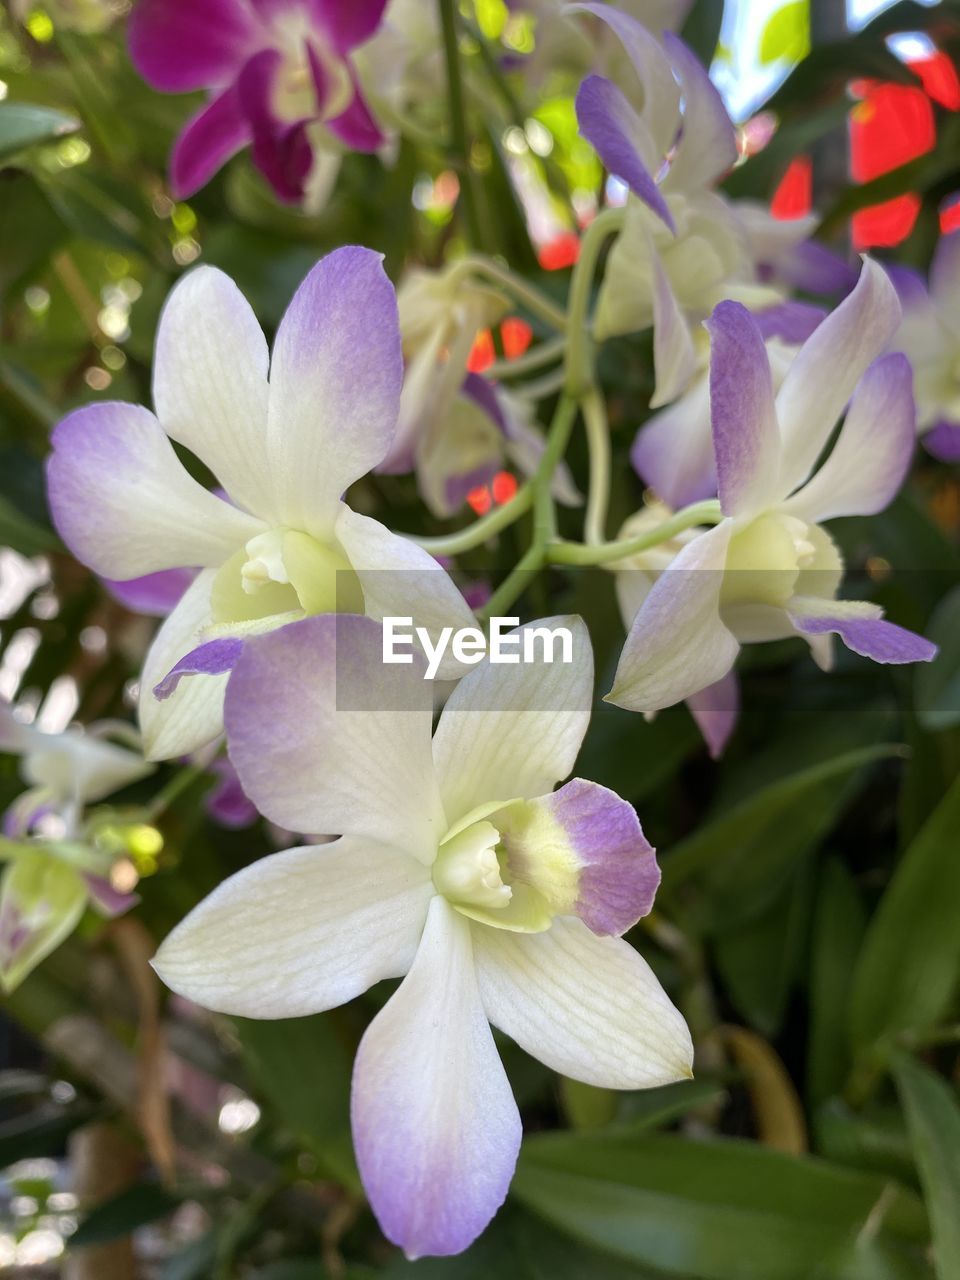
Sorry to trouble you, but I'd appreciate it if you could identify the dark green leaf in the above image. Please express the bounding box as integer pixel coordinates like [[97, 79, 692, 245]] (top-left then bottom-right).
[[0, 102, 79, 163], [0, 1101, 95, 1166], [850, 777, 960, 1049], [915, 586, 960, 731], [893, 1051, 960, 1279], [806, 859, 867, 1106], [71, 1183, 181, 1247]]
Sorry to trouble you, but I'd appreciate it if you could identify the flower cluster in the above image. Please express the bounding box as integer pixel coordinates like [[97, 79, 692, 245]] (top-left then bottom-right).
[[6, 0, 950, 1266]]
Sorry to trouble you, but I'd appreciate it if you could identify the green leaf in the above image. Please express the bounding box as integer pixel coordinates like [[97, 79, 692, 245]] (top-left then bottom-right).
[[893, 1052, 960, 1279], [759, 2, 810, 66], [849, 777, 960, 1050], [915, 586, 960, 732], [513, 1133, 927, 1280], [658, 744, 900, 934], [71, 1183, 181, 1247], [0, 102, 79, 163], [0, 1100, 96, 1167], [234, 1014, 358, 1189], [249, 1264, 329, 1280], [0, 494, 59, 556], [806, 859, 867, 1107], [0, 171, 68, 296]]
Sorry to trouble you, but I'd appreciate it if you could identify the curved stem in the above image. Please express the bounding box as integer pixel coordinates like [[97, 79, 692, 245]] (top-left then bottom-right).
[[453, 255, 568, 332], [487, 333, 567, 380], [581, 386, 611, 545], [564, 206, 625, 398], [406, 485, 533, 557], [547, 499, 723, 566]]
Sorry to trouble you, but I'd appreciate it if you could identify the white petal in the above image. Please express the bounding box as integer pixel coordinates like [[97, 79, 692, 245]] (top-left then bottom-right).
[[432, 616, 594, 824], [153, 837, 432, 1017], [650, 251, 699, 408], [351, 897, 521, 1258], [153, 266, 273, 520], [225, 615, 444, 860], [774, 258, 902, 495], [335, 504, 477, 679], [139, 570, 226, 761], [607, 521, 740, 713], [475, 916, 693, 1088]]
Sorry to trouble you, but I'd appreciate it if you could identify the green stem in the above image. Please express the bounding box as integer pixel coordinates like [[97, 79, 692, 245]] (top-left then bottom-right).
[[408, 484, 533, 556], [478, 395, 579, 620], [145, 764, 206, 821], [438, 0, 484, 248], [487, 333, 568, 380], [453, 255, 568, 332], [581, 386, 611, 545], [548, 499, 723, 566], [564, 206, 625, 397]]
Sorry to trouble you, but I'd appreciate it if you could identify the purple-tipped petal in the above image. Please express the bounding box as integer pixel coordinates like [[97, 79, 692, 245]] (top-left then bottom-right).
[[660, 32, 737, 190], [326, 80, 385, 152], [128, 0, 259, 92], [204, 757, 258, 829], [46, 403, 263, 580], [539, 778, 660, 935], [461, 373, 507, 434], [686, 670, 739, 759], [785, 353, 914, 523], [924, 419, 960, 462], [266, 246, 403, 535], [706, 301, 780, 518], [311, 0, 389, 53], [752, 301, 826, 345], [103, 569, 195, 617], [778, 239, 858, 297], [791, 611, 937, 664], [351, 897, 521, 1259], [154, 638, 244, 702], [575, 76, 674, 232], [171, 85, 251, 198], [631, 377, 717, 507]]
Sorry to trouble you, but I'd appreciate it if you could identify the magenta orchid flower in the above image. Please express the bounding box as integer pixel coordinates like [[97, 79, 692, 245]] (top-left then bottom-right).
[[153, 613, 693, 1258], [889, 230, 960, 462], [608, 259, 937, 717], [46, 247, 475, 762], [127, 0, 387, 202]]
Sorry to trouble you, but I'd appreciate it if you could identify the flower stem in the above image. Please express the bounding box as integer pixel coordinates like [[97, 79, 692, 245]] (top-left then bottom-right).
[[454, 255, 568, 332], [145, 764, 206, 821], [547, 499, 724, 566], [438, 0, 484, 249], [408, 485, 533, 557], [581, 386, 611, 545], [487, 333, 568, 379], [564, 206, 625, 398]]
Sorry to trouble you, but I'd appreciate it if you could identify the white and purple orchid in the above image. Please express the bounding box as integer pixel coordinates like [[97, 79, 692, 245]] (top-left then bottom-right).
[[46, 247, 475, 761], [608, 259, 937, 718], [0, 702, 153, 991], [127, 0, 387, 203], [153, 612, 693, 1258], [889, 230, 960, 462]]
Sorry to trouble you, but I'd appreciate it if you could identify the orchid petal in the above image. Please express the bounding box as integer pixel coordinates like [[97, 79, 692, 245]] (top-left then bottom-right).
[[103, 568, 194, 617], [153, 267, 273, 520], [566, 3, 680, 156], [925, 419, 960, 462], [784, 354, 914, 524], [575, 76, 674, 230], [432, 617, 593, 825], [475, 917, 693, 1089], [789, 601, 937, 665], [706, 301, 781, 519], [334, 506, 477, 676], [170, 86, 251, 198], [0, 853, 88, 994], [154, 637, 243, 701], [326, 78, 385, 152], [774, 258, 901, 496], [752, 301, 826, 345], [237, 48, 314, 202], [311, 0, 389, 53], [686, 670, 739, 759], [351, 897, 520, 1259], [127, 0, 259, 92], [608, 521, 739, 713], [46, 404, 262, 580], [632, 372, 716, 508], [266, 247, 403, 536], [139, 570, 228, 761], [225, 615, 442, 859], [651, 252, 698, 406], [153, 837, 432, 1017], [660, 32, 737, 191]]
